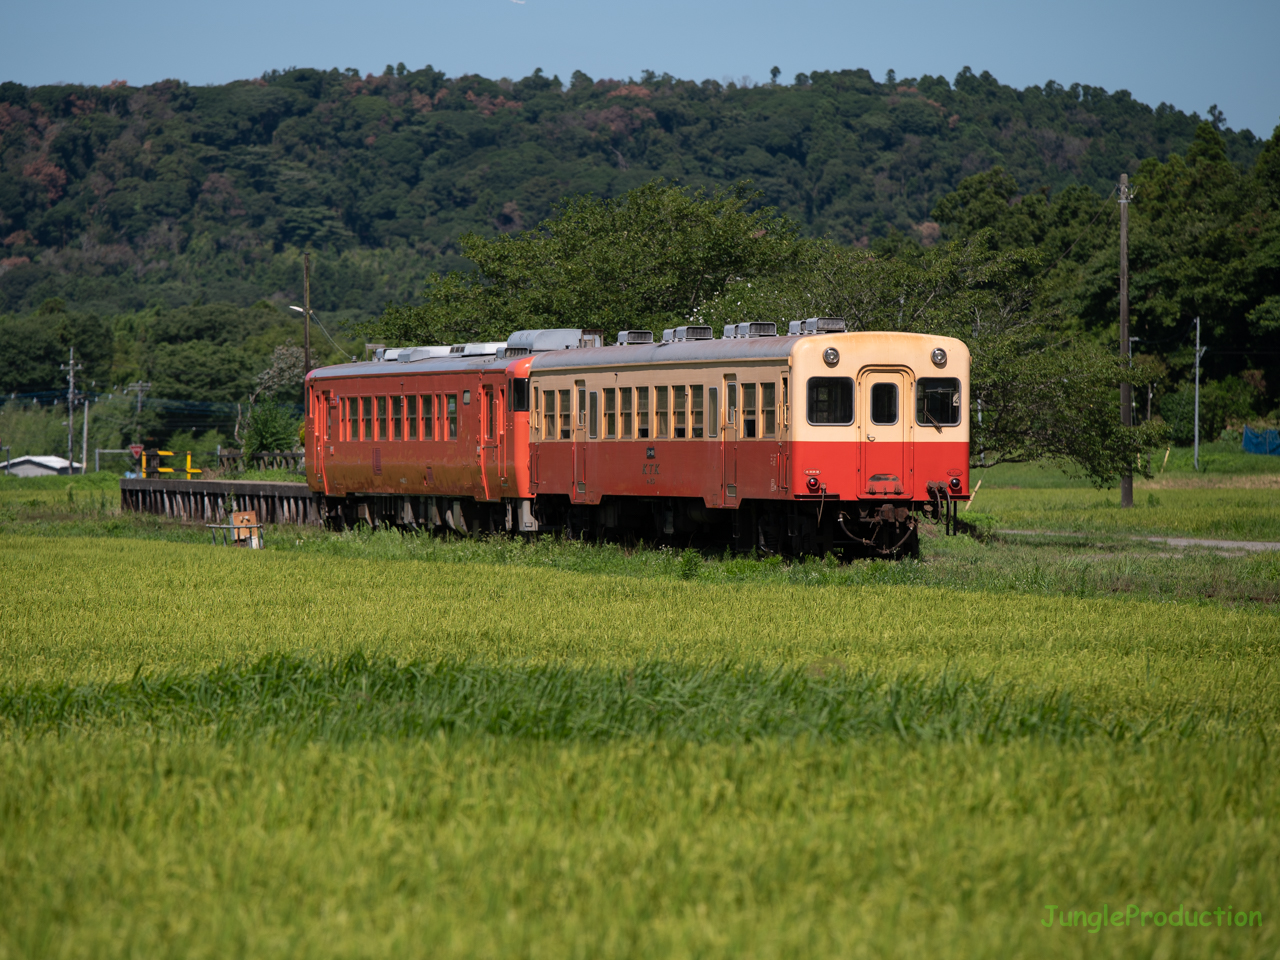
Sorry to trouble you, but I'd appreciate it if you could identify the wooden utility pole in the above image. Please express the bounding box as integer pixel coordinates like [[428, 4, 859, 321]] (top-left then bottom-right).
[[60, 347, 82, 471], [1118, 173, 1133, 508], [303, 252, 312, 373], [81, 390, 89, 475]]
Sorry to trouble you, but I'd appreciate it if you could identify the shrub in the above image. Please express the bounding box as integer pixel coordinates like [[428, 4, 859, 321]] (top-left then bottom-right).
[[241, 403, 302, 455], [1158, 376, 1258, 445]]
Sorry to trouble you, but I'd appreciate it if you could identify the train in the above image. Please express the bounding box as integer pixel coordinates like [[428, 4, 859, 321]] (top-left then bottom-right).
[[303, 320, 971, 558]]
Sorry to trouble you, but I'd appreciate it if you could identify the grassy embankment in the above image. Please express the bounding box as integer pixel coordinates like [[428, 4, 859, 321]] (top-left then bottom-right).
[[5, 445, 1279, 606], [968, 441, 1280, 540], [1, 535, 1278, 958]]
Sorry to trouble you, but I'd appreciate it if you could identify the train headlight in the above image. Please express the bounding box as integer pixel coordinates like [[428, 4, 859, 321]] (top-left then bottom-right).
[[931, 348, 947, 367], [823, 347, 840, 367], [949, 477, 961, 492], [807, 476, 820, 491]]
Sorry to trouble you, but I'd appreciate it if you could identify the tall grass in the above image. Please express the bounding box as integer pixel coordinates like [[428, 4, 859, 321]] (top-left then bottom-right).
[[3, 653, 1239, 746], [1, 734, 1275, 959], [2, 535, 1277, 958], [3, 538, 1278, 724]]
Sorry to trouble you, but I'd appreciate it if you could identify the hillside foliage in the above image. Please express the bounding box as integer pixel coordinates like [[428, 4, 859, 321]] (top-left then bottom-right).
[[0, 64, 1263, 315]]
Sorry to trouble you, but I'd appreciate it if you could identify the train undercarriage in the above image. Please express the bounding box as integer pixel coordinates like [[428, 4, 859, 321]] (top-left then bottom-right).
[[318, 490, 963, 560]]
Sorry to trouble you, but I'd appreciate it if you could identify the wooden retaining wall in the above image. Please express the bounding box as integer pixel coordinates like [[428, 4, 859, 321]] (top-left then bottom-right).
[[120, 478, 321, 525]]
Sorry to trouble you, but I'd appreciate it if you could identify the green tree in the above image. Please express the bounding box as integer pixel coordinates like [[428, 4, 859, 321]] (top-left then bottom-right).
[[368, 181, 797, 346], [696, 234, 1164, 484]]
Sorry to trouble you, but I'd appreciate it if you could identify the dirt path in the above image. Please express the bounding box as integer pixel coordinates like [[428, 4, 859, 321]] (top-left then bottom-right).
[[999, 529, 1280, 553]]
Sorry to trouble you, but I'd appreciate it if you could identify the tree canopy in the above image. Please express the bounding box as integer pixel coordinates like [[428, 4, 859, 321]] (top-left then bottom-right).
[[932, 121, 1280, 434], [0, 65, 1263, 315]]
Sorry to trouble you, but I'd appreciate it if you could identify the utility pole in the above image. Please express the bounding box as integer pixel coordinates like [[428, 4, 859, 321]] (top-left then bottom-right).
[[60, 347, 82, 471], [1118, 173, 1133, 507], [1193, 316, 1206, 471], [124, 381, 152, 444], [303, 252, 312, 374], [81, 386, 91, 475]]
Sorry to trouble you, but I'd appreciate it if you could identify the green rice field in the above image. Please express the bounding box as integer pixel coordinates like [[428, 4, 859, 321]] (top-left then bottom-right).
[[2, 447, 1278, 958], [2, 526, 1279, 959]]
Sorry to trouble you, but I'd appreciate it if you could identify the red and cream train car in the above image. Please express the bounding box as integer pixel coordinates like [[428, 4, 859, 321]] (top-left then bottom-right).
[[304, 323, 970, 557]]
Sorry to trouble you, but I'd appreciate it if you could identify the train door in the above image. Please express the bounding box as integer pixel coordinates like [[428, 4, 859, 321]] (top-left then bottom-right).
[[721, 374, 738, 503], [572, 380, 587, 501], [480, 382, 502, 500], [313, 386, 331, 494], [858, 368, 913, 499], [498, 384, 507, 490]]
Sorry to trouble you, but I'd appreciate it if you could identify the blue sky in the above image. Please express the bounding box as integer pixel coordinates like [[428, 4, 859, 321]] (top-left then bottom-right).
[[7, 0, 1279, 138]]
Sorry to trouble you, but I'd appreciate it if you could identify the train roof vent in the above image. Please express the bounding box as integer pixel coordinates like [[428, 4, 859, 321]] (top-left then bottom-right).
[[505, 329, 601, 353], [448, 344, 466, 354], [398, 345, 452, 362], [789, 317, 847, 335], [721, 323, 739, 339], [674, 325, 713, 341], [617, 329, 655, 345], [662, 328, 675, 342], [378, 347, 404, 361], [744, 322, 776, 338], [459, 342, 506, 357], [502, 346, 530, 358]]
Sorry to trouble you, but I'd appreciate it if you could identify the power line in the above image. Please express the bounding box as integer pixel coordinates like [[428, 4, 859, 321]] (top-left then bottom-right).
[[1043, 184, 1118, 276]]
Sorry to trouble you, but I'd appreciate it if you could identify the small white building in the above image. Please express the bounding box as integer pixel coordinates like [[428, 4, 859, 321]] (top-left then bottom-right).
[[1, 455, 84, 477]]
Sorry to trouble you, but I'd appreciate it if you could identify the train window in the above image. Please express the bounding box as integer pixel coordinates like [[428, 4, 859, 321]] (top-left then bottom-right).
[[742, 384, 757, 438], [604, 389, 616, 438], [916, 377, 962, 427], [406, 396, 418, 440], [375, 396, 387, 440], [655, 386, 669, 438], [620, 388, 633, 438], [532, 388, 540, 437], [421, 395, 433, 439], [871, 382, 899, 425], [577, 384, 586, 427], [807, 377, 854, 425], [324, 395, 332, 440], [762, 383, 776, 437], [391, 396, 403, 440], [673, 386, 687, 438], [462, 390, 470, 405], [446, 394, 458, 439], [726, 382, 737, 425], [543, 390, 556, 440], [361, 397, 373, 441], [691, 386, 704, 438], [511, 378, 530, 412], [345, 398, 356, 441], [558, 389, 571, 439], [486, 387, 496, 440], [708, 387, 718, 438], [781, 377, 789, 427], [636, 387, 650, 439], [588, 391, 599, 439]]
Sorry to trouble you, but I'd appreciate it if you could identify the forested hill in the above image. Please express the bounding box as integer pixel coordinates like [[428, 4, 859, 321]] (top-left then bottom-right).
[[0, 65, 1265, 315]]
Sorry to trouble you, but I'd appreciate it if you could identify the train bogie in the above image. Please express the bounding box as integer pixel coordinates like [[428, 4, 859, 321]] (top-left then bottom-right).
[[305, 326, 970, 559]]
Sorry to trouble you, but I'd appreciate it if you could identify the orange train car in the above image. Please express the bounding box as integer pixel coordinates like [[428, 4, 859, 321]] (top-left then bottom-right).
[[304, 321, 970, 557]]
